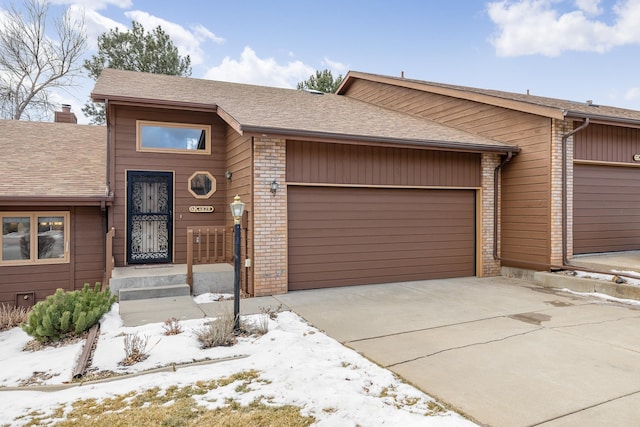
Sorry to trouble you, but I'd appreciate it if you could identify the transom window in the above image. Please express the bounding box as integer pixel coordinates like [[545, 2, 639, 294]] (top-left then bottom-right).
[[1, 212, 70, 265], [137, 121, 211, 155]]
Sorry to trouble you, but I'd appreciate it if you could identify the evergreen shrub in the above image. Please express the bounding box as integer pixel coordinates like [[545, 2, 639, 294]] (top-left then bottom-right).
[[22, 283, 116, 342]]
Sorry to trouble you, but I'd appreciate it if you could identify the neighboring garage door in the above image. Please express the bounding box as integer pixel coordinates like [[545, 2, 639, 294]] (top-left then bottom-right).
[[574, 163, 640, 254], [288, 186, 476, 290]]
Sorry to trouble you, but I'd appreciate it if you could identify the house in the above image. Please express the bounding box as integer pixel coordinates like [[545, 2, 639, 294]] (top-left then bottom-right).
[[336, 71, 640, 273], [89, 68, 518, 297], [4, 68, 640, 306], [0, 110, 112, 308]]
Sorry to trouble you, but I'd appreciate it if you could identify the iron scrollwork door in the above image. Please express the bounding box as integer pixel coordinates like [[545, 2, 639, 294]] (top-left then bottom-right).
[[127, 171, 173, 264]]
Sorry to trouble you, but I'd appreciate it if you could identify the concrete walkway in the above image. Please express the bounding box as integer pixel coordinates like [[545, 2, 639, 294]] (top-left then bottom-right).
[[119, 276, 640, 426]]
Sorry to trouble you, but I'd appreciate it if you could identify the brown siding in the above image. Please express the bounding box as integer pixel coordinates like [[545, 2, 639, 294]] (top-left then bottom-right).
[[73, 206, 105, 288], [0, 206, 105, 307], [575, 123, 640, 163], [574, 164, 640, 254], [343, 79, 553, 267], [225, 128, 252, 292], [111, 106, 227, 266], [288, 186, 475, 289], [287, 140, 480, 187]]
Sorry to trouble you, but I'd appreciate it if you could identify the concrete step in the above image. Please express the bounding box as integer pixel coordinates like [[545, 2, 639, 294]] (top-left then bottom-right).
[[119, 284, 191, 301]]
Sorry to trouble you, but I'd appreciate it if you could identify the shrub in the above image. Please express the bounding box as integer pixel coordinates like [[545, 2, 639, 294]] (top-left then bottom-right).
[[162, 317, 182, 335], [120, 333, 150, 366], [195, 311, 236, 348], [0, 304, 30, 331], [22, 283, 116, 343]]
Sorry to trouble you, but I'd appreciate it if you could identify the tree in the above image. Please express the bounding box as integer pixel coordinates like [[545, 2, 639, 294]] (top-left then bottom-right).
[[83, 21, 192, 124], [0, 0, 86, 120], [297, 69, 343, 93]]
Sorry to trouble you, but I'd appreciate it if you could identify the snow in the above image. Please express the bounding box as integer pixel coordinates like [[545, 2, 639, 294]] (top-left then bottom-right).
[[0, 297, 476, 426]]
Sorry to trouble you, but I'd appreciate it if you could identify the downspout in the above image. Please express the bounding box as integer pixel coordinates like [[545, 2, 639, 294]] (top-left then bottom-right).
[[562, 118, 589, 265], [493, 151, 514, 260]]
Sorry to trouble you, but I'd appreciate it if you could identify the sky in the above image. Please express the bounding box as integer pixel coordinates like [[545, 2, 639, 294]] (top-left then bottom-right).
[[2, 0, 640, 123], [0, 297, 476, 426]]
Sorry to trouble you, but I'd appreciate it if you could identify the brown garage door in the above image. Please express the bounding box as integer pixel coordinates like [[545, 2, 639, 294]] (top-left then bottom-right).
[[574, 163, 640, 254], [288, 186, 476, 290]]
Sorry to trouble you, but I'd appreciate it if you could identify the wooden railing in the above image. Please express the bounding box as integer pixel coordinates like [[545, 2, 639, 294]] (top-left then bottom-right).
[[103, 227, 115, 291], [186, 227, 230, 288]]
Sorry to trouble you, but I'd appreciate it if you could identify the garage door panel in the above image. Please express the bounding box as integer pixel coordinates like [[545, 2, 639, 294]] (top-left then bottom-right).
[[574, 164, 640, 254], [288, 186, 476, 290]]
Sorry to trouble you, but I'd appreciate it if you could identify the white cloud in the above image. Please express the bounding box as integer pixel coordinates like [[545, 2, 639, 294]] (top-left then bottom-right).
[[48, 0, 132, 11], [625, 87, 640, 100], [68, 5, 127, 50], [487, 0, 640, 56], [321, 57, 348, 75], [124, 10, 224, 65], [204, 46, 315, 88], [575, 0, 602, 15]]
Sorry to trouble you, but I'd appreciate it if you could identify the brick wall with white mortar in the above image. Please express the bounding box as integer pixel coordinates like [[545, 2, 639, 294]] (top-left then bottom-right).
[[481, 153, 501, 276], [551, 119, 574, 265], [252, 137, 288, 296]]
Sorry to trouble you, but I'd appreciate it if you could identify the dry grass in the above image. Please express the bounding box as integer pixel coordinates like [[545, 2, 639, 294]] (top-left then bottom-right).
[[18, 370, 315, 427], [0, 304, 29, 331], [242, 313, 269, 336]]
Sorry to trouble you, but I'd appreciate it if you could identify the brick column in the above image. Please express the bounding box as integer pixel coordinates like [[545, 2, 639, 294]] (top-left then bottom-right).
[[550, 119, 574, 265], [252, 137, 288, 295], [481, 153, 501, 276]]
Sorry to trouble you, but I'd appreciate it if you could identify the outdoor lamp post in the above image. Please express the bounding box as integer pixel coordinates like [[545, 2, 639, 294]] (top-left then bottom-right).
[[230, 195, 245, 331]]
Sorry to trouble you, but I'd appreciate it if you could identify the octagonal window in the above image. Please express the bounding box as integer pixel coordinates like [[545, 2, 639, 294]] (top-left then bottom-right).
[[188, 171, 216, 199]]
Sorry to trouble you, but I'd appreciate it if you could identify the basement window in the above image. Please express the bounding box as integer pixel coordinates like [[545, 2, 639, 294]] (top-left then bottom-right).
[[1, 212, 70, 265], [137, 121, 211, 155]]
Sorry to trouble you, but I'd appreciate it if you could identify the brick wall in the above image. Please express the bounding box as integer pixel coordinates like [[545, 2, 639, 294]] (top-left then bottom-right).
[[551, 119, 573, 265], [252, 137, 287, 295], [481, 153, 501, 276]]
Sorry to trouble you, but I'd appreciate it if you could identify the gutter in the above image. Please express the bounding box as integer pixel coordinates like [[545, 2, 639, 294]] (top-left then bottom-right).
[[493, 151, 515, 260], [243, 126, 520, 155]]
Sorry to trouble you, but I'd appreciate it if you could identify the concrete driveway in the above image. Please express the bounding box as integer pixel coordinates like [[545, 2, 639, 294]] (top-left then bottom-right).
[[273, 276, 640, 427]]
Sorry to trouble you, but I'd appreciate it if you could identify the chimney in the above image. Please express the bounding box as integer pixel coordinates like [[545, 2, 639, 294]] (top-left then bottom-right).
[[54, 104, 77, 124]]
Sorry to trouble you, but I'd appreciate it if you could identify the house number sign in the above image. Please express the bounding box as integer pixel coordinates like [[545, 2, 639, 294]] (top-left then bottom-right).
[[189, 206, 215, 213]]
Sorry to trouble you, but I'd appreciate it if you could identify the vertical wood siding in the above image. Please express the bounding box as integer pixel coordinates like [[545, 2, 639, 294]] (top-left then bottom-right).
[[343, 79, 552, 267], [112, 106, 227, 265], [574, 123, 640, 163], [0, 206, 105, 306], [287, 140, 481, 187]]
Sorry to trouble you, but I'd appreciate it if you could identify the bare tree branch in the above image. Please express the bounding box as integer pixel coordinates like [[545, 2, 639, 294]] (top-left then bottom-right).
[[0, 0, 86, 120]]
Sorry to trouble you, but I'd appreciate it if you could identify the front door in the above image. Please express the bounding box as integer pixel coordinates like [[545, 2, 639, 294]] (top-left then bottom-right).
[[127, 171, 173, 264]]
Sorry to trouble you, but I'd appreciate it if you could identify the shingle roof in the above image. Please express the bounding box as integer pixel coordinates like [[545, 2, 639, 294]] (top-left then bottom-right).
[[0, 120, 107, 199], [92, 68, 518, 153], [340, 71, 640, 123]]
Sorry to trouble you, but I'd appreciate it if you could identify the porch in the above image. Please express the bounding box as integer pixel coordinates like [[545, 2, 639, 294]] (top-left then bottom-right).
[[103, 226, 238, 299], [108, 263, 234, 297]]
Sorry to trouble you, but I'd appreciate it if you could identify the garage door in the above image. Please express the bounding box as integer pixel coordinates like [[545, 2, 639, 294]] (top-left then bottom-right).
[[574, 163, 640, 254], [288, 186, 476, 290]]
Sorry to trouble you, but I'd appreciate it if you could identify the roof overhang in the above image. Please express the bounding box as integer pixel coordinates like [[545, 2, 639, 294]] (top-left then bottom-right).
[[0, 196, 114, 207], [338, 71, 566, 120], [243, 125, 520, 155], [565, 111, 640, 129]]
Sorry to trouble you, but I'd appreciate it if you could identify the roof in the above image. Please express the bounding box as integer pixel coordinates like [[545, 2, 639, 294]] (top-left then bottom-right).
[[338, 71, 640, 124], [0, 120, 108, 203], [92, 68, 518, 154]]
